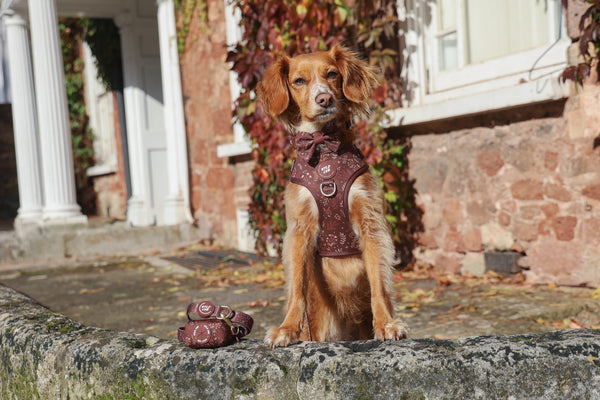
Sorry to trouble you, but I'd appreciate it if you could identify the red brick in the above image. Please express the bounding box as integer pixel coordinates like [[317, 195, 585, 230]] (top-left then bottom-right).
[[443, 228, 464, 253], [544, 151, 559, 171], [541, 203, 559, 218], [442, 199, 463, 227], [527, 240, 584, 285], [418, 232, 439, 250], [435, 252, 462, 274], [544, 183, 572, 202], [581, 218, 600, 244], [520, 205, 541, 220], [582, 185, 600, 201], [498, 212, 511, 227], [511, 179, 544, 200], [538, 220, 552, 237], [467, 201, 493, 225], [463, 228, 483, 251], [551, 216, 578, 241], [477, 151, 504, 177], [513, 220, 538, 242], [206, 167, 236, 189]]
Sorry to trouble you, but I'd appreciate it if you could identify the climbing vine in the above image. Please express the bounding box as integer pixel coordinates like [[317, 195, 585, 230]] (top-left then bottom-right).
[[561, 0, 600, 83], [226, 0, 420, 261], [79, 18, 121, 91], [174, 0, 209, 55]]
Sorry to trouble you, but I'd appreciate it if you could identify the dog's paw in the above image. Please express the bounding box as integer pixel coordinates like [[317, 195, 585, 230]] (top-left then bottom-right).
[[374, 319, 409, 341], [264, 326, 301, 348]]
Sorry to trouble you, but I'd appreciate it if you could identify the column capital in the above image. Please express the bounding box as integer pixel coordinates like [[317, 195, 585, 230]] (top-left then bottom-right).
[[113, 13, 133, 31], [0, 0, 26, 17]]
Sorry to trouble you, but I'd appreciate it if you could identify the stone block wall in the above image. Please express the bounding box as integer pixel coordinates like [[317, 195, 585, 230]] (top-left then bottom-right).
[[408, 85, 600, 286], [179, 0, 246, 246], [1, 283, 600, 399]]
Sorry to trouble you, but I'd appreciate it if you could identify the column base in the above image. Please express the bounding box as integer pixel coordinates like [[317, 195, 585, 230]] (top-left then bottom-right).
[[127, 196, 155, 226], [163, 195, 193, 226], [42, 204, 87, 226]]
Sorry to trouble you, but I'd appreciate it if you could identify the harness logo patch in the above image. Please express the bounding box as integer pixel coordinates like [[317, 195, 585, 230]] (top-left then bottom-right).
[[317, 160, 337, 179]]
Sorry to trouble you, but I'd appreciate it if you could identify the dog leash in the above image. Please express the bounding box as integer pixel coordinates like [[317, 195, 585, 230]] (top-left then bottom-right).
[[304, 310, 312, 341]]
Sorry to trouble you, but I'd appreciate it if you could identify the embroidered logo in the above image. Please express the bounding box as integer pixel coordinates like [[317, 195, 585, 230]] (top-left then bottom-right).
[[317, 160, 337, 179]]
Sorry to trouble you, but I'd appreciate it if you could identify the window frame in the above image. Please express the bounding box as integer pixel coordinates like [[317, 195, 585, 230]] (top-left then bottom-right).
[[394, 0, 572, 124]]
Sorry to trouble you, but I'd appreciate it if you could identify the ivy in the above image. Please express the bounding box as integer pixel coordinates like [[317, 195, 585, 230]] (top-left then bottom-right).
[[174, 0, 209, 55], [561, 0, 600, 83], [79, 18, 121, 91], [59, 18, 96, 214], [227, 0, 420, 261]]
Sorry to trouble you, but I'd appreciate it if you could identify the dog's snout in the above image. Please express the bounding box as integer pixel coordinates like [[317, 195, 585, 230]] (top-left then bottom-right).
[[315, 93, 333, 108]]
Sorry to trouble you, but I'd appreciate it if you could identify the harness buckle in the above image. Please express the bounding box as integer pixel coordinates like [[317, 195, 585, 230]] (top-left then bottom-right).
[[320, 181, 336, 197]]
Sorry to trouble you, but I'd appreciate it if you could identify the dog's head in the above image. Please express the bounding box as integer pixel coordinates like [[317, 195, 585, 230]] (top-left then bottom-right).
[[257, 45, 378, 132]]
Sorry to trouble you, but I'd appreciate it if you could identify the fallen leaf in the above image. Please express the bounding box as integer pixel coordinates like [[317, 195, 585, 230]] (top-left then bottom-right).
[[568, 318, 586, 329], [78, 287, 106, 295]]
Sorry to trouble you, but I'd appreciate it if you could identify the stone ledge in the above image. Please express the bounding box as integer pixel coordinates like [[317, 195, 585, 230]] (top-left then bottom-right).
[[0, 223, 206, 263], [0, 284, 599, 399]]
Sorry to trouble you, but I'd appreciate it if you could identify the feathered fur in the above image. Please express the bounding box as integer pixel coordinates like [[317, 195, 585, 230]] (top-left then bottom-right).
[[257, 45, 408, 347]]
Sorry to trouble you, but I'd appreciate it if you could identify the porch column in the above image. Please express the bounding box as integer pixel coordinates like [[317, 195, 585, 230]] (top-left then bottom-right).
[[28, 0, 86, 224], [1, 8, 43, 226], [114, 13, 154, 226], [157, 0, 193, 224]]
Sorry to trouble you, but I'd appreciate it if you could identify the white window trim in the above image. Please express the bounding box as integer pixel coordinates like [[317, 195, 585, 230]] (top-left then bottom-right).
[[216, 0, 252, 158], [391, 0, 572, 127]]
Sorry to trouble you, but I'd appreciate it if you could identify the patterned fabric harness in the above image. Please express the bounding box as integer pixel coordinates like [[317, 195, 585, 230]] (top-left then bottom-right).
[[290, 128, 368, 257]]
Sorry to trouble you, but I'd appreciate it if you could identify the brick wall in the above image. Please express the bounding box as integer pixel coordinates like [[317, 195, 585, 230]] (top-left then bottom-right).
[[407, 85, 600, 286], [91, 93, 127, 220], [179, 0, 251, 246]]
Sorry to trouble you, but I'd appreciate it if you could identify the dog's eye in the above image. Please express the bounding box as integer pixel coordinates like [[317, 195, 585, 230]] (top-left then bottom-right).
[[326, 71, 338, 80], [293, 78, 306, 85]]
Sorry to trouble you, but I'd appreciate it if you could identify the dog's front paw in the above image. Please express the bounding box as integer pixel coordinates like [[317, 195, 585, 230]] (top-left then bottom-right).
[[374, 319, 409, 341], [264, 326, 301, 348]]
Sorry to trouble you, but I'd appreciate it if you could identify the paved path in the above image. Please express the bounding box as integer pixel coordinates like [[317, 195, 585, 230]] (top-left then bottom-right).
[[0, 244, 598, 342]]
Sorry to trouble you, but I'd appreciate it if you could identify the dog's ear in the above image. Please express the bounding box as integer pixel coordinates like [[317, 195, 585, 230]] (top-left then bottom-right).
[[257, 57, 290, 118], [330, 44, 378, 105]]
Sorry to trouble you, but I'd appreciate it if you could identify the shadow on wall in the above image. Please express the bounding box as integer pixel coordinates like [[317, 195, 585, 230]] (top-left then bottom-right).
[[0, 104, 18, 226], [389, 135, 425, 268]]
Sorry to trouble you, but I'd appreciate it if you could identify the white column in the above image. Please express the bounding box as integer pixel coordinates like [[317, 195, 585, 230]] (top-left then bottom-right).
[[2, 9, 43, 227], [28, 0, 86, 225], [157, 0, 193, 225], [114, 13, 153, 226]]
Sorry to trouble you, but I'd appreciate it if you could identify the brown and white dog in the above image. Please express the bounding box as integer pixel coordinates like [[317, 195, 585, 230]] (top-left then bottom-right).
[[257, 45, 408, 347]]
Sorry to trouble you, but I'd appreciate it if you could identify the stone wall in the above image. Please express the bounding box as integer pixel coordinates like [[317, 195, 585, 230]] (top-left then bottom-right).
[[1, 283, 600, 399], [407, 85, 600, 286], [179, 0, 247, 246]]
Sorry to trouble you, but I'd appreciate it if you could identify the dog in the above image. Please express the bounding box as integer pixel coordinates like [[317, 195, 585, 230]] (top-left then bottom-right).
[[257, 44, 408, 347]]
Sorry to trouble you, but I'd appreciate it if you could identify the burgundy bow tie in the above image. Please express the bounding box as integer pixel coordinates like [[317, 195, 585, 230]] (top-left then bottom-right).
[[293, 130, 342, 162]]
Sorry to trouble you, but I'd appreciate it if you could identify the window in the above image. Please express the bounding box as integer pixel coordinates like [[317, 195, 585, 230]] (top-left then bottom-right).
[[393, 0, 571, 125]]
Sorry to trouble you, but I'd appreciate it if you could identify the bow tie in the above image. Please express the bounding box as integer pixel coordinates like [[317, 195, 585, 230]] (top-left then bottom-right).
[[292, 130, 342, 163]]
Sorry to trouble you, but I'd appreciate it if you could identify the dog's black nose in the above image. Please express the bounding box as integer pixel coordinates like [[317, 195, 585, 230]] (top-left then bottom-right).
[[316, 93, 333, 108]]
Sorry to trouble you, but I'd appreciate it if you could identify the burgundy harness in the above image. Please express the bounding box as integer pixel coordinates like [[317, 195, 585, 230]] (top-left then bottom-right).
[[290, 128, 368, 257]]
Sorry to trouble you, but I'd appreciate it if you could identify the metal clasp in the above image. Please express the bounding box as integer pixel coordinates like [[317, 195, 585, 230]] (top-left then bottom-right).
[[320, 181, 336, 197], [218, 308, 240, 336]]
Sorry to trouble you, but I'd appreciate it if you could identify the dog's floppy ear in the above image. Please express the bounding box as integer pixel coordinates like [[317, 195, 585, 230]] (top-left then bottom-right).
[[330, 44, 378, 106], [257, 57, 290, 118]]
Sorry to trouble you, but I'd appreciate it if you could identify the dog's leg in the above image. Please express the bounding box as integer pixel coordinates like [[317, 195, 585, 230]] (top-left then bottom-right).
[[265, 185, 319, 347], [349, 175, 408, 340]]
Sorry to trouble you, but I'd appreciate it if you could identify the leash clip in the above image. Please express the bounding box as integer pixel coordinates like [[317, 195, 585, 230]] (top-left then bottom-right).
[[218, 308, 240, 336]]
